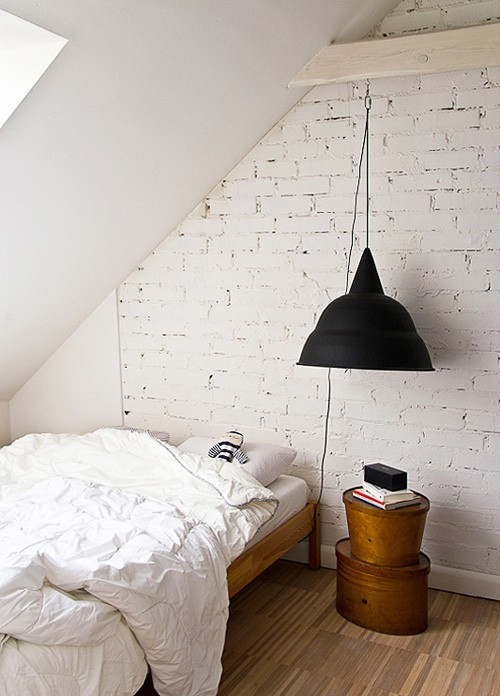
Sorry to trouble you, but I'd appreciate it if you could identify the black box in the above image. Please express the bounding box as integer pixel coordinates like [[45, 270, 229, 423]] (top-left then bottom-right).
[[364, 463, 407, 491]]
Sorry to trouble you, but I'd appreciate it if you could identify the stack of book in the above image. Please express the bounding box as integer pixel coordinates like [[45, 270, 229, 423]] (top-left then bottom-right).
[[353, 463, 419, 510]]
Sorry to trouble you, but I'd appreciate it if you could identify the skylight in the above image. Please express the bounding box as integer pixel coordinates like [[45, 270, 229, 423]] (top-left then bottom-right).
[[0, 9, 67, 129]]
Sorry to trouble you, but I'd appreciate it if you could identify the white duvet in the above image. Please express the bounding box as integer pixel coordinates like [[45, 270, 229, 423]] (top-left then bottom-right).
[[0, 429, 278, 696]]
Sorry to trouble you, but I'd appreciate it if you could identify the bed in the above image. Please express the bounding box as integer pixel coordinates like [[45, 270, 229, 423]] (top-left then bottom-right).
[[0, 429, 320, 696]]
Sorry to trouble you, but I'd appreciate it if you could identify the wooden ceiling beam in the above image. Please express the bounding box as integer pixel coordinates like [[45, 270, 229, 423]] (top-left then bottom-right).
[[289, 23, 500, 87]]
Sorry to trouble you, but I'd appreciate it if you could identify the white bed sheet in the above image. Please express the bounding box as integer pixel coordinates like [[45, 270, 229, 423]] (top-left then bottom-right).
[[244, 474, 310, 549], [0, 473, 308, 696]]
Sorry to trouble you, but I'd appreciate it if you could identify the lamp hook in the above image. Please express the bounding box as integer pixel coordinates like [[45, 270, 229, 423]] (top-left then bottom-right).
[[364, 81, 372, 111]]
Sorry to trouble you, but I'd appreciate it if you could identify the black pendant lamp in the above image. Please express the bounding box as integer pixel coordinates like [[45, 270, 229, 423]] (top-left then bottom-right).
[[298, 90, 433, 372]]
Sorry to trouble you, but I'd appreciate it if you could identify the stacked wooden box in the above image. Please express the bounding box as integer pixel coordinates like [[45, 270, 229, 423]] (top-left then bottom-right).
[[336, 488, 430, 635]]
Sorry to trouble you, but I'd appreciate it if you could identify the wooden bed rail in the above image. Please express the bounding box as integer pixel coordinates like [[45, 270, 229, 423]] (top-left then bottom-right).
[[227, 501, 320, 598]]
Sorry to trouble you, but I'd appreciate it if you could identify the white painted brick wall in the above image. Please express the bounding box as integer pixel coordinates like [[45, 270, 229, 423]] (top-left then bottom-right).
[[119, 0, 500, 578]]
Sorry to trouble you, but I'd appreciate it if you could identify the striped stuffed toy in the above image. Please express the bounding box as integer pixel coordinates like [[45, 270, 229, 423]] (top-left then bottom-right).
[[208, 430, 248, 464]]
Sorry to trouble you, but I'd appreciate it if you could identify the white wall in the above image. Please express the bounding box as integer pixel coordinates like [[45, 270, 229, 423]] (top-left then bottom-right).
[[9, 292, 122, 441], [0, 402, 10, 445], [118, 0, 500, 595]]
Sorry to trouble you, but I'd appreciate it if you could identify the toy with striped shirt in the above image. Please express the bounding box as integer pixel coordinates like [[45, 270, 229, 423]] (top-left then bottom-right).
[[208, 430, 248, 464]]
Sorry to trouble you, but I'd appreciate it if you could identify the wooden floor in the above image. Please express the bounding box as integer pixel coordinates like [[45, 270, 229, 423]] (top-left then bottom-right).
[[218, 560, 500, 696]]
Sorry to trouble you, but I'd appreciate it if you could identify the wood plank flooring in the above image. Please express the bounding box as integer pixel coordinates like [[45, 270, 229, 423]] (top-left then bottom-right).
[[218, 560, 500, 696]]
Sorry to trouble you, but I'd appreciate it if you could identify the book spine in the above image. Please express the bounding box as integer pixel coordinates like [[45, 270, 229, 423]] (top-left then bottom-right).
[[385, 499, 420, 510], [362, 481, 387, 500], [362, 481, 416, 503], [352, 489, 386, 509]]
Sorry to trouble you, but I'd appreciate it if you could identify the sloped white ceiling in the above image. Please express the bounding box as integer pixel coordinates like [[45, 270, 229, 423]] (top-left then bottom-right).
[[0, 0, 400, 401]]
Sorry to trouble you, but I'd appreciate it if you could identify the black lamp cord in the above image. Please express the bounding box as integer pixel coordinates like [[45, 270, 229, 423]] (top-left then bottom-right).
[[318, 85, 371, 505], [317, 366, 331, 503], [345, 86, 372, 294]]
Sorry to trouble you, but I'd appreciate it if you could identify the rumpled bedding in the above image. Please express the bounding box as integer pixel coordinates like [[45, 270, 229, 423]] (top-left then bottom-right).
[[0, 428, 278, 696], [0, 615, 148, 696]]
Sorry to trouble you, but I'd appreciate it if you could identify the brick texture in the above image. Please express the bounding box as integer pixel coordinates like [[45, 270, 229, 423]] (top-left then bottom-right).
[[119, 0, 500, 577]]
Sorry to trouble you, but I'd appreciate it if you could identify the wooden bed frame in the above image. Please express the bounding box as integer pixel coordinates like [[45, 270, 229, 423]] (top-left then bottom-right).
[[136, 500, 320, 696], [227, 500, 320, 596]]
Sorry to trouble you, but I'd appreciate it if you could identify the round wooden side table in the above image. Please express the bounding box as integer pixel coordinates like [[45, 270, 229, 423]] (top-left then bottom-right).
[[343, 488, 430, 566], [336, 488, 431, 635]]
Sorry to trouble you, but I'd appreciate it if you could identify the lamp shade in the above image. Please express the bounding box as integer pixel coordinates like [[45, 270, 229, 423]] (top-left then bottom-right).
[[298, 248, 434, 371]]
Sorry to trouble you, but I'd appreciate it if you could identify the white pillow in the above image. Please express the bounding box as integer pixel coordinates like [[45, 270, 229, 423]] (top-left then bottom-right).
[[177, 436, 296, 486]]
